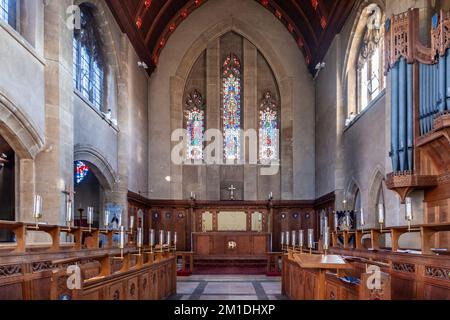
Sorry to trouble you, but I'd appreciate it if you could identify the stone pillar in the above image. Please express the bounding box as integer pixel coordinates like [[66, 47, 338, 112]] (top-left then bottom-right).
[[243, 39, 258, 200], [280, 77, 294, 200], [335, 34, 346, 211], [34, 0, 74, 226], [206, 38, 221, 200], [113, 34, 131, 226]]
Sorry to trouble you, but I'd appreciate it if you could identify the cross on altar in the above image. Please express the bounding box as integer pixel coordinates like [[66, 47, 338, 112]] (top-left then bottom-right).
[[228, 185, 237, 201], [62, 184, 76, 201]]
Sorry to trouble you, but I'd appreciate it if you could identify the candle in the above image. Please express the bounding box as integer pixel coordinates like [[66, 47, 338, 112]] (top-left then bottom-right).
[[285, 231, 290, 247], [291, 230, 297, 246], [345, 212, 351, 229], [298, 230, 304, 247], [174, 232, 178, 245], [307, 229, 314, 249], [104, 210, 110, 228], [167, 231, 171, 246], [281, 232, 285, 245], [159, 230, 164, 246], [119, 226, 125, 249], [149, 229, 155, 246], [405, 197, 413, 222], [334, 212, 339, 231], [33, 195, 42, 219], [323, 227, 330, 251], [378, 203, 385, 224], [360, 208, 365, 227], [129, 215, 135, 230], [137, 228, 143, 248], [87, 207, 94, 225], [66, 200, 73, 224]]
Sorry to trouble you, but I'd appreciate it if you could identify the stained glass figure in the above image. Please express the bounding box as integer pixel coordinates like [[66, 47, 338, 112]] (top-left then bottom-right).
[[259, 91, 279, 162], [223, 54, 242, 161], [185, 89, 205, 160]]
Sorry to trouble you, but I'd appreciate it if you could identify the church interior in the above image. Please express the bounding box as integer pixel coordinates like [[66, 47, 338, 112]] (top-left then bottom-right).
[[0, 0, 449, 301]]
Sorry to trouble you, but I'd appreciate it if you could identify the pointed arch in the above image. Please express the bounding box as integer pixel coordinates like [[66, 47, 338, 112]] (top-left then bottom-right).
[[368, 167, 385, 224], [0, 91, 44, 159], [74, 145, 117, 190]]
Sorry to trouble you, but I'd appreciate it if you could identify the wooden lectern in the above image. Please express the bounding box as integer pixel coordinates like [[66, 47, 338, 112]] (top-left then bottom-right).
[[292, 253, 351, 300]]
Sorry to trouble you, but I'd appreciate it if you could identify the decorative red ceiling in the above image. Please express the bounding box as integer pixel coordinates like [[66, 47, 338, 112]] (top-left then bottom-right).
[[105, 0, 356, 75]]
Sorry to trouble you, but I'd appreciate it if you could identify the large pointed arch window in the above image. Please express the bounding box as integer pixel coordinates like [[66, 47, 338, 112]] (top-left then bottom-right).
[[73, 5, 104, 110], [259, 91, 279, 162], [357, 4, 385, 112], [223, 54, 242, 161], [185, 89, 205, 161]]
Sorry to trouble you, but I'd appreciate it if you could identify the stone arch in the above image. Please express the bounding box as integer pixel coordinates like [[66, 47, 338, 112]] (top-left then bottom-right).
[[345, 178, 362, 210], [174, 17, 289, 90], [74, 145, 117, 190], [368, 167, 385, 224], [342, 0, 386, 115], [0, 91, 44, 159], [169, 17, 294, 199]]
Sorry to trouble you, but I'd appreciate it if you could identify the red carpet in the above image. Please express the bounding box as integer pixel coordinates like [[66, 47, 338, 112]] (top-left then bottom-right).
[[193, 266, 267, 275]]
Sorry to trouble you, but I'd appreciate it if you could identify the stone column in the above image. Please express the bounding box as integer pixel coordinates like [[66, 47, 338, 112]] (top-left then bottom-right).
[[112, 34, 131, 227], [34, 0, 74, 226], [243, 39, 258, 200], [205, 38, 221, 200]]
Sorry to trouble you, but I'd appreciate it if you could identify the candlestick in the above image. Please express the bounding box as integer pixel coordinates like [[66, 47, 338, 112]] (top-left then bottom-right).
[[33, 194, 43, 219], [66, 199, 73, 226], [119, 226, 125, 249], [137, 228, 143, 248], [405, 197, 413, 231], [167, 231, 171, 247], [281, 231, 285, 246], [32, 195, 43, 229], [345, 212, 351, 230], [129, 215, 135, 230], [323, 227, 330, 253], [378, 203, 385, 225], [334, 212, 339, 231], [159, 230, 164, 246], [87, 207, 94, 231], [285, 231, 290, 248], [291, 230, 297, 247], [307, 229, 314, 250], [104, 210, 110, 230], [360, 208, 365, 228], [298, 230, 304, 248], [149, 229, 155, 247]]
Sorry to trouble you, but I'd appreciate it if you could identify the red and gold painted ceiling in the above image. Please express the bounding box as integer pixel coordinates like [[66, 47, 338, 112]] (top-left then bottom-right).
[[106, 0, 356, 75]]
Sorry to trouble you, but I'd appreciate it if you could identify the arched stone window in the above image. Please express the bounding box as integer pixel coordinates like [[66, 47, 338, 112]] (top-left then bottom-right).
[[357, 3, 385, 112], [73, 4, 105, 110], [0, 0, 16, 28]]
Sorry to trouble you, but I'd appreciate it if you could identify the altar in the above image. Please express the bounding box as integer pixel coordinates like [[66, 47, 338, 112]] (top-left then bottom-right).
[[192, 232, 270, 259]]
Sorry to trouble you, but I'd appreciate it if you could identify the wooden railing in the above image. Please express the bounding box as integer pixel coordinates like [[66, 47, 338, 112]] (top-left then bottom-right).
[[0, 220, 177, 300], [50, 252, 176, 300]]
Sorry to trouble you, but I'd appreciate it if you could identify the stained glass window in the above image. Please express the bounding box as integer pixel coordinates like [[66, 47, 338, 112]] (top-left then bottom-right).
[[73, 5, 104, 110], [259, 92, 279, 162], [223, 54, 242, 161], [0, 0, 9, 23], [75, 161, 89, 184], [357, 4, 385, 112], [0, 0, 15, 28], [185, 89, 205, 161]]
